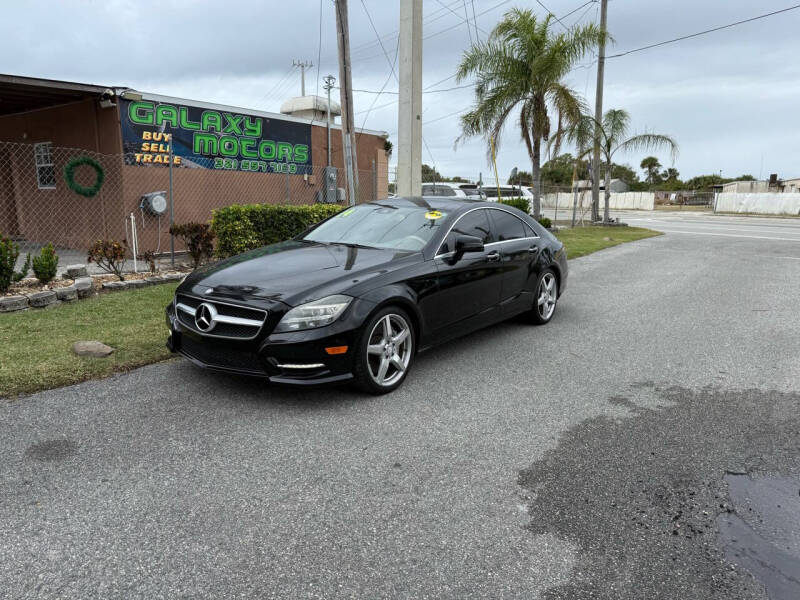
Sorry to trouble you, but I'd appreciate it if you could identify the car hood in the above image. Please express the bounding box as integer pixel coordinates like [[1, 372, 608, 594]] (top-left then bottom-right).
[[181, 240, 419, 307]]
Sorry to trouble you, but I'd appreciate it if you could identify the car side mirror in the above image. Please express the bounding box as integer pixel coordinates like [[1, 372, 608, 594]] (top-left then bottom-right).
[[451, 234, 484, 263]]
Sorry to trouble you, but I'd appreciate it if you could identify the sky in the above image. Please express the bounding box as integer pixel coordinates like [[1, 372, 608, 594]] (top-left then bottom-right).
[[2, 0, 799, 183]]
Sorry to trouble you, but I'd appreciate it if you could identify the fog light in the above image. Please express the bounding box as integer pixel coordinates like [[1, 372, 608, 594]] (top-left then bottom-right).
[[325, 346, 348, 355]]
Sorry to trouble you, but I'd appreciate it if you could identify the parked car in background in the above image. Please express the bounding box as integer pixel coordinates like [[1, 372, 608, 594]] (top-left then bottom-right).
[[166, 197, 567, 394], [483, 185, 531, 201], [421, 182, 486, 200]]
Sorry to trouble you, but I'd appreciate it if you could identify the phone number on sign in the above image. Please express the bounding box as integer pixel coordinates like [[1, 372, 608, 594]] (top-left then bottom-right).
[[214, 158, 298, 174]]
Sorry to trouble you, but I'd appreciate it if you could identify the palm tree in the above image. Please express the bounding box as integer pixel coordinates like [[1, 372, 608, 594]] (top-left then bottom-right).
[[640, 156, 662, 185], [579, 109, 678, 222], [455, 9, 605, 219]]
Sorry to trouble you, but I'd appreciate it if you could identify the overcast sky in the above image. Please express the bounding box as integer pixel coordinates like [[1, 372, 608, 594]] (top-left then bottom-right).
[[2, 0, 799, 182]]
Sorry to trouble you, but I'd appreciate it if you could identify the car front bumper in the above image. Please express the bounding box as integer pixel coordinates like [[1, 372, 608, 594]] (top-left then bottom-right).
[[166, 301, 362, 386]]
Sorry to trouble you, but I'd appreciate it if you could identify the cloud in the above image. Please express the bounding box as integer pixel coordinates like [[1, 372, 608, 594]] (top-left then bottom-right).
[[1, 0, 797, 182]]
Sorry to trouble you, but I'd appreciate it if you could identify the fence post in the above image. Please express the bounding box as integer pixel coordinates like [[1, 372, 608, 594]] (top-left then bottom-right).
[[285, 163, 290, 203], [169, 142, 175, 267]]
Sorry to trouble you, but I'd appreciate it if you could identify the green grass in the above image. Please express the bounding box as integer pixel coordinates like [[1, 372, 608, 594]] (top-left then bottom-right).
[[555, 226, 662, 259], [0, 283, 178, 398]]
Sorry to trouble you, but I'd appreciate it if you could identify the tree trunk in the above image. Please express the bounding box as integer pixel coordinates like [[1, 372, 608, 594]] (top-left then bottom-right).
[[591, 154, 600, 222], [571, 158, 579, 227], [532, 137, 542, 221], [604, 157, 612, 223]]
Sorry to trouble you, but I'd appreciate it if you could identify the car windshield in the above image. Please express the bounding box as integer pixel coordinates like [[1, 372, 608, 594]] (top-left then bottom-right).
[[301, 204, 448, 251]]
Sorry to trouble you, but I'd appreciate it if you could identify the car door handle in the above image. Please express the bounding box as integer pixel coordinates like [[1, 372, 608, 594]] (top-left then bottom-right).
[[486, 251, 501, 262]]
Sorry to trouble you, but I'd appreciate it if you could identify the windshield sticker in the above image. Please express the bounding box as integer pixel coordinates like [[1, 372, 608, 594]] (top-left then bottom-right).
[[425, 210, 443, 220], [339, 208, 355, 217]]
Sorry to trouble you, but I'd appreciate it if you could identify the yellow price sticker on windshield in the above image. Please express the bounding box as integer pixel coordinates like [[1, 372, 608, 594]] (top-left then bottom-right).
[[425, 210, 443, 220], [339, 208, 355, 217]]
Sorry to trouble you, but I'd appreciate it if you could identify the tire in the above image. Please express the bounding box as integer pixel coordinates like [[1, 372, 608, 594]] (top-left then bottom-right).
[[353, 306, 415, 394], [528, 268, 558, 325]]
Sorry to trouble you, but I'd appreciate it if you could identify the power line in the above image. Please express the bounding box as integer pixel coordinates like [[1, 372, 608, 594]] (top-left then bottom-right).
[[259, 64, 296, 103], [349, 0, 466, 58], [470, 0, 480, 42], [423, 0, 514, 40], [534, 0, 570, 31], [315, 0, 323, 95], [462, 0, 474, 45], [344, 83, 475, 95], [560, 0, 597, 22], [608, 3, 800, 59]]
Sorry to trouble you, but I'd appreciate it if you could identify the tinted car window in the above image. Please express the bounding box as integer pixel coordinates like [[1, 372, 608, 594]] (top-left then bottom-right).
[[439, 209, 492, 254], [490, 209, 528, 241]]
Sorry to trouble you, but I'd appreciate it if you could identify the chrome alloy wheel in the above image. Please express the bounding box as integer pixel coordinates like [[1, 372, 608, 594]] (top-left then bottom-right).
[[537, 272, 557, 320], [366, 314, 413, 387]]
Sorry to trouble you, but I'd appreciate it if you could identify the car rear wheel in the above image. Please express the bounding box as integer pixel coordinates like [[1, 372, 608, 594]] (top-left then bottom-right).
[[353, 307, 415, 394], [529, 269, 558, 325]]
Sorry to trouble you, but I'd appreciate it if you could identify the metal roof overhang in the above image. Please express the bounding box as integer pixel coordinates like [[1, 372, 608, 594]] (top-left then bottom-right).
[[0, 73, 112, 116]]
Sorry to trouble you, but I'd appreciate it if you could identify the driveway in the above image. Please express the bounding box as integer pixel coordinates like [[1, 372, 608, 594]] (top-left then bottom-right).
[[1, 217, 799, 599]]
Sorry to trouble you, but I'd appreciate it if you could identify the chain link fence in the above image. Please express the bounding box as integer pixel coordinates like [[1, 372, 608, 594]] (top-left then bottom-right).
[[0, 141, 380, 271]]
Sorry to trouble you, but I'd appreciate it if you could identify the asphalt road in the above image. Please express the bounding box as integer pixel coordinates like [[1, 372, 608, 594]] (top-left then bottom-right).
[[1, 213, 799, 599]]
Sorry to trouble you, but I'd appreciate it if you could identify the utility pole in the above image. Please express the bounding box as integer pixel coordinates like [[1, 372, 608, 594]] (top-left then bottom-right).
[[397, 0, 422, 197], [322, 75, 336, 166], [322, 74, 338, 204], [591, 0, 608, 223], [334, 1, 358, 205], [293, 60, 313, 96]]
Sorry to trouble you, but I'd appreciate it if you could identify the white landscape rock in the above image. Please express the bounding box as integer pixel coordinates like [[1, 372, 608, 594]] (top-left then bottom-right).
[[72, 341, 114, 358]]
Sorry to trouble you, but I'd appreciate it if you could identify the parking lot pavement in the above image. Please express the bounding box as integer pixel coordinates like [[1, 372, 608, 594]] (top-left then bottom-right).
[[614, 209, 800, 245], [1, 220, 799, 598]]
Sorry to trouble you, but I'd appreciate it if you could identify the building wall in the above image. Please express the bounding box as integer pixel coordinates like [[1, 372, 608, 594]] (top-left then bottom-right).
[[0, 99, 126, 245], [0, 97, 389, 253], [721, 180, 770, 194], [781, 178, 800, 193]]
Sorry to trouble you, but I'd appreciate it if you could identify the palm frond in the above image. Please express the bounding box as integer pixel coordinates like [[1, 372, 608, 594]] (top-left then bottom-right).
[[615, 133, 679, 162]]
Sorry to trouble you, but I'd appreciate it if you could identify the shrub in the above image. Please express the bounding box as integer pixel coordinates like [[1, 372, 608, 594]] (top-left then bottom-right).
[[32, 243, 59, 284], [0, 236, 31, 292], [169, 222, 215, 268], [211, 204, 343, 258], [538, 216, 553, 229], [140, 250, 157, 274], [499, 197, 531, 214], [87, 239, 128, 281]]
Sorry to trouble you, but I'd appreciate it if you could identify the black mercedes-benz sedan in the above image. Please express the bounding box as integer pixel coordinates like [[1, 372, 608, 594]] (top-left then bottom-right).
[[166, 197, 568, 394]]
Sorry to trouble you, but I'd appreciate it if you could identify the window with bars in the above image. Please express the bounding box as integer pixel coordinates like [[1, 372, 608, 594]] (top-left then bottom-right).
[[34, 142, 55, 189]]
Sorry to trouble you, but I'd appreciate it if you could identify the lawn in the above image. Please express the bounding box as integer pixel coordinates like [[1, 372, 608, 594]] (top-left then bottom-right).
[[0, 283, 178, 398], [1, 226, 660, 398], [555, 225, 662, 259]]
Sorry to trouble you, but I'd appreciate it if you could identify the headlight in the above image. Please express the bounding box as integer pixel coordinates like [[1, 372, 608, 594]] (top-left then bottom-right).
[[274, 295, 352, 332]]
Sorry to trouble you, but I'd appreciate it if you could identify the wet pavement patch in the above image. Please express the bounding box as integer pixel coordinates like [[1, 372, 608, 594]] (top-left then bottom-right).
[[24, 438, 78, 462], [717, 474, 800, 599], [518, 384, 800, 599]]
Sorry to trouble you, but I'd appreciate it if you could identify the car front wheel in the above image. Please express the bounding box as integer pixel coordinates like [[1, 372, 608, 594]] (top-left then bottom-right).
[[353, 307, 415, 394], [529, 269, 558, 325]]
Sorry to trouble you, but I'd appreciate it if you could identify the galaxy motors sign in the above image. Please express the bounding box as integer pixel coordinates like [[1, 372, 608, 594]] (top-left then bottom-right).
[[120, 98, 312, 174]]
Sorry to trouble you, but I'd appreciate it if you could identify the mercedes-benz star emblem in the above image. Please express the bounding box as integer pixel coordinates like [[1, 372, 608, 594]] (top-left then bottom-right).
[[194, 302, 217, 332]]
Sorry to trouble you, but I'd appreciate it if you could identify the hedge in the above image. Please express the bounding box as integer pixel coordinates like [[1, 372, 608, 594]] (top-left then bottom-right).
[[499, 197, 531, 214], [211, 204, 343, 258]]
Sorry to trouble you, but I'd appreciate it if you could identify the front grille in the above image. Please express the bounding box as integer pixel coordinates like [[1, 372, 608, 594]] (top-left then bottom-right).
[[181, 335, 265, 373], [175, 294, 267, 340]]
